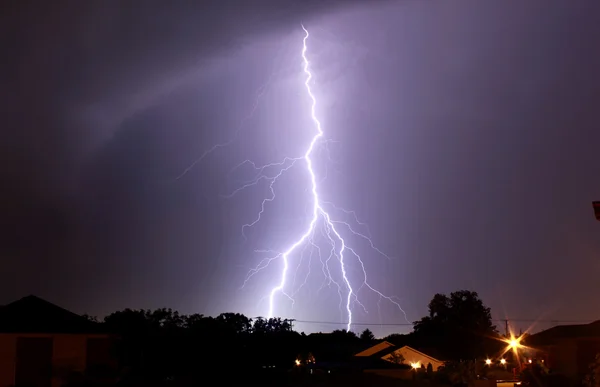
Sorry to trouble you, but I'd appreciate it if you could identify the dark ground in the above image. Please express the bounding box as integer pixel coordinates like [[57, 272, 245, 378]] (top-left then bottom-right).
[[208, 372, 441, 386]]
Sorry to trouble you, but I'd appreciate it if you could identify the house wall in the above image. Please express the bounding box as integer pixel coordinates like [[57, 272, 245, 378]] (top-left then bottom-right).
[[382, 347, 444, 371], [0, 333, 111, 387], [52, 334, 88, 383], [0, 335, 16, 387], [538, 338, 600, 379], [542, 340, 577, 378], [576, 338, 600, 377]]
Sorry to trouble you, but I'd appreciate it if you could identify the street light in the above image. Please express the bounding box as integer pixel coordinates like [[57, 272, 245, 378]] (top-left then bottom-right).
[[500, 359, 506, 365], [485, 359, 492, 365], [508, 339, 520, 349]]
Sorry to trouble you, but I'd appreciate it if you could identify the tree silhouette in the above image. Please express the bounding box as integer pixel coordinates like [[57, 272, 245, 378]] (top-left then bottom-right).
[[216, 312, 252, 335], [387, 351, 405, 365], [84, 288, 505, 382], [584, 354, 600, 387], [412, 290, 499, 360], [426, 362, 433, 376], [359, 328, 375, 342], [443, 360, 477, 387]]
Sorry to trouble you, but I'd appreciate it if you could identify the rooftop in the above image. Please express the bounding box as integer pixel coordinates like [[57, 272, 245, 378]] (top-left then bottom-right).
[[527, 320, 600, 345], [0, 295, 105, 334]]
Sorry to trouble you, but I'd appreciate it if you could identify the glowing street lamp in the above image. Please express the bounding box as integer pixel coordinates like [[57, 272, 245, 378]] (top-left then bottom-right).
[[508, 338, 521, 349], [500, 359, 506, 365], [503, 334, 524, 357], [485, 359, 492, 365], [411, 362, 420, 370]]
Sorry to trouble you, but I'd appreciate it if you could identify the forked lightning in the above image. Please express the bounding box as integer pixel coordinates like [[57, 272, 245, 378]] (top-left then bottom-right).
[[179, 25, 406, 331]]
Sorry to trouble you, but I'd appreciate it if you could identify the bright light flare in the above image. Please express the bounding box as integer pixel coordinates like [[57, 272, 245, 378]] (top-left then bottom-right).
[[498, 332, 532, 364], [485, 359, 492, 365]]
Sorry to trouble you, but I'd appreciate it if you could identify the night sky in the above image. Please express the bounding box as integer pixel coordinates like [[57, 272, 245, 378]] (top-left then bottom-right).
[[3, 0, 600, 336]]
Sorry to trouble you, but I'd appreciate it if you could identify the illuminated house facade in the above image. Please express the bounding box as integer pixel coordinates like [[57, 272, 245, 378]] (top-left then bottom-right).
[[354, 341, 444, 371], [0, 295, 116, 387]]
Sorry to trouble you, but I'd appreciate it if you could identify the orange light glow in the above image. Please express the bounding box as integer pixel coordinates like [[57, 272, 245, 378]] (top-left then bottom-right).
[[500, 359, 506, 365], [485, 359, 492, 365], [410, 362, 420, 369]]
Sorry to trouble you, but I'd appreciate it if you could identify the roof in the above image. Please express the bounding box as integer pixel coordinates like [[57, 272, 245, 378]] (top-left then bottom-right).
[[355, 341, 445, 364], [354, 341, 394, 357], [369, 344, 400, 358], [527, 320, 600, 345], [0, 295, 106, 334]]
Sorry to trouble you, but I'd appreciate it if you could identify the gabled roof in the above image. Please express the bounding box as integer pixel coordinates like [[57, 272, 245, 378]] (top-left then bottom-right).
[[0, 295, 105, 334], [354, 341, 394, 357], [369, 344, 400, 358], [355, 341, 444, 363]]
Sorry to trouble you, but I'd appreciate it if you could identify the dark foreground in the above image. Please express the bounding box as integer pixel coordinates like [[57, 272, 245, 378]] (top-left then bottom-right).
[[150, 371, 443, 387]]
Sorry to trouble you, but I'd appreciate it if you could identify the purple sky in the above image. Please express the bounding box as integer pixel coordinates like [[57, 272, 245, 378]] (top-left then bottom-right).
[[2, 0, 600, 336]]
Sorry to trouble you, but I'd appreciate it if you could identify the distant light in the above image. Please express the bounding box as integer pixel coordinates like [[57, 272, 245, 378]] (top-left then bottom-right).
[[295, 359, 301, 366], [485, 359, 492, 365], [528, 359, 532, 363], [504, 335, 523, 352], [500, 359, 506, 365], [411, 362, 420, 369]]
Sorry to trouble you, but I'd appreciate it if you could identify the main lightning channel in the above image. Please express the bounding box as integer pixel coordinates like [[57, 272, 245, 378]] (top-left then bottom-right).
[[266, 25, 354, 330], [189, 24, 408, 332]]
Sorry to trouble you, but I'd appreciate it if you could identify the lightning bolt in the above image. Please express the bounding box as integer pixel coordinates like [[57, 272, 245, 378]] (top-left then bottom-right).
[[179, 25, 407, 331], [234, 25, 405, 331]]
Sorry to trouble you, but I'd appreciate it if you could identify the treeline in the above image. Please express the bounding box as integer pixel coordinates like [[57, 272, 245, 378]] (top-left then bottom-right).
[[92, 310, 365, 379], [87, 290, 506, 381]]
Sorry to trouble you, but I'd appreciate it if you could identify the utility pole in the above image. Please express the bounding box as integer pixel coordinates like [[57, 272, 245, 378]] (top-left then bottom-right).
[[503, 319, 509, 338]]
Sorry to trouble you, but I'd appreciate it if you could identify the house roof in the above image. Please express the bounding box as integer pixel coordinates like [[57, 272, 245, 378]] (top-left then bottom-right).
[[354, 340, 394, 357], [527, 320, 600, 345], [0, 295, 105, 334], [355, 341, 445, 363], [368, 344, 400, 358]]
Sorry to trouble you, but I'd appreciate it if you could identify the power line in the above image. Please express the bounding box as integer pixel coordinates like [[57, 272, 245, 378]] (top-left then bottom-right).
[[293, 320, 413, 326], [290, 318, 598, 326]]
